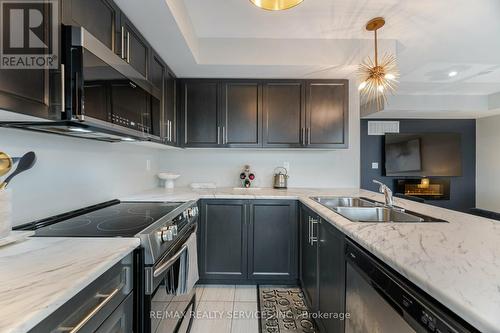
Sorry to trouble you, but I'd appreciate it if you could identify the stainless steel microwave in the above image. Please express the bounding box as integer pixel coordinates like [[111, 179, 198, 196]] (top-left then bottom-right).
[[1, 26, 161, 142]]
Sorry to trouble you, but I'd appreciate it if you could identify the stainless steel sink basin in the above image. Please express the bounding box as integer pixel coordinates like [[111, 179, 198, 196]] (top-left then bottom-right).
[[335, 207, 425, 223], [311, 196, 375, 208], [310, 196, 447, 223]]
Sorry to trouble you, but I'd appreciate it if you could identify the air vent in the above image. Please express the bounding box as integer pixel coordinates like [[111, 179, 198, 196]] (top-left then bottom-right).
[[367, 121, 400, 136]]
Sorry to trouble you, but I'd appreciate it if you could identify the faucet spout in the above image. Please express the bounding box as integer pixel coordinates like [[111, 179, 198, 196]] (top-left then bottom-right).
[[372, 180, 394, 207]]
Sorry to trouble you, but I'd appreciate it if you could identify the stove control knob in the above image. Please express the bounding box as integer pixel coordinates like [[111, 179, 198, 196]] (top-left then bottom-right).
[[159, 227, 173, 242], [170, 225, 178, 236], [183, 210, 189, 219]]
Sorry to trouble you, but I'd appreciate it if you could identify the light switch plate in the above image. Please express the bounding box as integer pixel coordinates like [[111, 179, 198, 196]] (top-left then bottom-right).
[[372, 162, 379, 169]]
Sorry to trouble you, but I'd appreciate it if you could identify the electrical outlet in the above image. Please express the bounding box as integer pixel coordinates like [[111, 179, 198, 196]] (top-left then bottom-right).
[[283, 161, 290, 172], [146, 159, 151, 171], [372, 162, 379, 169]]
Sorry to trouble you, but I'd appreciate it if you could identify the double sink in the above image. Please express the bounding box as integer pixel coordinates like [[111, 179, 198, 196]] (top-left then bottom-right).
[[311, 197, 447, 223]]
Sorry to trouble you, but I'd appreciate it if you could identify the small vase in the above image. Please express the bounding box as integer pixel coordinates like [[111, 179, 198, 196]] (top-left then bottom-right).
[[0, 189, 12, 239]]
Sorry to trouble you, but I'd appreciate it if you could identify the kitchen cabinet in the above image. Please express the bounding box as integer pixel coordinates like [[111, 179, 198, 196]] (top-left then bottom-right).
[[120, 15, 149, 78], [263, 81, 305, 147], [300, 205, 319, 312], [181, 80, 220, 147], [220, 80, 262, 147], [305, 80, 348, 148], [180, 79, 348, 149], [318, 220, 346, 333], [62, 0, 120, 53], [198, 200, 248, 281], [150, 51, 166, 140], [199, 199, 298, 283], [248, 200, 298, 281], [164, 70, 177, 145]]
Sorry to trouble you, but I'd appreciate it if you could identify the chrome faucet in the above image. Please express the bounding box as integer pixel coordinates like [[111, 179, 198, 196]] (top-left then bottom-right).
[[373, 180, 394, 207]]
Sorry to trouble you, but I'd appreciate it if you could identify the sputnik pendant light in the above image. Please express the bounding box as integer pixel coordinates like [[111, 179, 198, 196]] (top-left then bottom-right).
[[250, 0, 304, 11], [358, 17, 399, 110]]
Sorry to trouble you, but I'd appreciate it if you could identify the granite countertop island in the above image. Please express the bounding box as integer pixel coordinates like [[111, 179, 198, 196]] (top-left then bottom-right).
[[123, 187, 500, 333], [0, 236, 139, 333]]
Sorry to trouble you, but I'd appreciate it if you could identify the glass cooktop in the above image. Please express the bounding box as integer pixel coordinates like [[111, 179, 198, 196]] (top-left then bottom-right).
[[34, 202, 183, 237]]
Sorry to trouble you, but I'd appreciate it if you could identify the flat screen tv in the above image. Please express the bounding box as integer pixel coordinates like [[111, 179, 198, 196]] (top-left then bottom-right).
[[384, 133, 462, 176]]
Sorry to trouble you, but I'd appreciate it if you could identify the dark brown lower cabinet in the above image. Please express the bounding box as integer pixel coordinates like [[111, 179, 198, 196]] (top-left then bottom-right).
[[198, 199, 298, 283], [300, 204, 346, 333]]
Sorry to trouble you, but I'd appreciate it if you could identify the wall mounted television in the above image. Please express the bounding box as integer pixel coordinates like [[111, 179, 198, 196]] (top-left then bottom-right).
[[384, 133, 462, 176]]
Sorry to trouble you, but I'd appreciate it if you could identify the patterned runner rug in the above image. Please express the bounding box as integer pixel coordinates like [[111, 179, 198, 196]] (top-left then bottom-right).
[[258, 285, 318, 333]]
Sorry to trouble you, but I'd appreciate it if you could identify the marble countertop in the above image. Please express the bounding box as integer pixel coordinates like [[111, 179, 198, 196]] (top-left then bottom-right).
[[0, 236, 139, 333], [123, 187, 500, 332]]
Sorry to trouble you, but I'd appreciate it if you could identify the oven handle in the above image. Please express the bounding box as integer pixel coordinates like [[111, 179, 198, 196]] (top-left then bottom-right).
[[153, 244, 188, 278]]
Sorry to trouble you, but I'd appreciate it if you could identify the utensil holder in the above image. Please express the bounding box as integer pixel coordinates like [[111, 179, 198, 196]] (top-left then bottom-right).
[[0, 189, 12, 238]]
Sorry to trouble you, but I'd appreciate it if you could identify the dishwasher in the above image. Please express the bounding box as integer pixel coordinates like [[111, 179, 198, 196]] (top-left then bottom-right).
[[345, 239, 476, 333]]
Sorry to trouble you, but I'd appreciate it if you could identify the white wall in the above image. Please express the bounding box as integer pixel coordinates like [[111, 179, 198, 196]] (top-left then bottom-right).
[[0, 127, 161, 226], [476, 114, 500, 212], [159, 81, 360, 189]]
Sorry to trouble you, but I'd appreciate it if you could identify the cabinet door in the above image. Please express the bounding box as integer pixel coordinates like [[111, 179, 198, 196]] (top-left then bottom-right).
[[220, 81, 261, 147], [149, 52, 165, 139], [199, 200, 248, 281], [181, 80, 220, 147], [300, 206, 319, 312], [305, 80, 348, 148], [121, 16, 149, 78], [263, 82, 305, 148], [164, 70, 177, 145], [62, 0, 120, 53], [248, 200, 298, 281], [318, 221, 345, 333]]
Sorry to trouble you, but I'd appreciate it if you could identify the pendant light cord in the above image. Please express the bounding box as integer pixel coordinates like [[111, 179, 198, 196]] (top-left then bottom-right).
[[374, 29, 378, 67]]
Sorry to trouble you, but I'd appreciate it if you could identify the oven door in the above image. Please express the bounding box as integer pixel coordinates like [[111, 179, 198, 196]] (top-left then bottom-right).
[[146, 223, 198, 333]]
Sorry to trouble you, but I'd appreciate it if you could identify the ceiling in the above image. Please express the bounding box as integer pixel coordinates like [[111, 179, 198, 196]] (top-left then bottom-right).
[[114, 0, 500, 117]]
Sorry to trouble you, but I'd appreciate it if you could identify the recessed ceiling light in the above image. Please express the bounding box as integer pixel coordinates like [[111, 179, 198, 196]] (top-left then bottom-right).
[[448, 71, 458, 77], [249, 0, 304, 11], [121, 137, 135, 142]]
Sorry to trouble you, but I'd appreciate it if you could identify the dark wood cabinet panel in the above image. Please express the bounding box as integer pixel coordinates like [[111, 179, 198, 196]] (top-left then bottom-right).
[[221, 81, 261, 147], [181, 80, 220, 147], [248, 200, 298, 281], [164, 70, 177, 145], [300, 206, 319, 312], [263, 82, 304, 147], [62, 0, 120, 53], [305, 80, 348, 148], [121, 16, 149, 78], [318, 221, 346, 333], [199, 200, 248, 281]]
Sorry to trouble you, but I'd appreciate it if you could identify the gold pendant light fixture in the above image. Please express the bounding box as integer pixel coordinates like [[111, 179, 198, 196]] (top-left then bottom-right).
[[250, 0, 304, 11], [358, 17, 399, 110]]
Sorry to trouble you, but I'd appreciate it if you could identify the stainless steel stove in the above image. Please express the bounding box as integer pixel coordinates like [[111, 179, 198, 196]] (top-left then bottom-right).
[[18, 199, 199, 333]]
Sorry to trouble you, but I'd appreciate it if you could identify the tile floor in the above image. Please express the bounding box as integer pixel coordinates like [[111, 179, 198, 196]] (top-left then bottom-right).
[[153, 284, 260, 333]]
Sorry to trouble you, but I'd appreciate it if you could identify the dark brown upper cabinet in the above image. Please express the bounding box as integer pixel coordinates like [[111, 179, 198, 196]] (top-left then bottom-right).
[[181, 80, 220, 147], [120, 15, 149, 79], [164, 70, 177, 145], [62, 0, 120, 53], [220, 81, 262, 148], [263, 81, 305, 148], [305, 80, 349, 148], [149, 51, 166, 140]]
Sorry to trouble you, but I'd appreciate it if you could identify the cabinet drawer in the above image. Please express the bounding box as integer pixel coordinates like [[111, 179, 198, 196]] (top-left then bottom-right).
[[30, 253, 134, 333], [95, 293, 133, 333]]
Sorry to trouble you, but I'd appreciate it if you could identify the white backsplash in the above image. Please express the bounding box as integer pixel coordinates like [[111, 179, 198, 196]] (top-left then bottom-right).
[[0, 127, 161, 226]]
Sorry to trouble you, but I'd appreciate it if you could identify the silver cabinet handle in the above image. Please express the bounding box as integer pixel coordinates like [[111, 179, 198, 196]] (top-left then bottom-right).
[[222, 126, 226, 144], [307, 216, 312, 245], [60, 63, 65, 112], [170, 121, 173, 142], [310, 217, 318, 245], [306, 128, 311, 145], [126, 32, 130, 63], [301, 128, 305, 145], [166, 120, 170, 142], [121, 26, 125, 59], [62, 285, 123, 333], [217, 126, 221, 145]]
